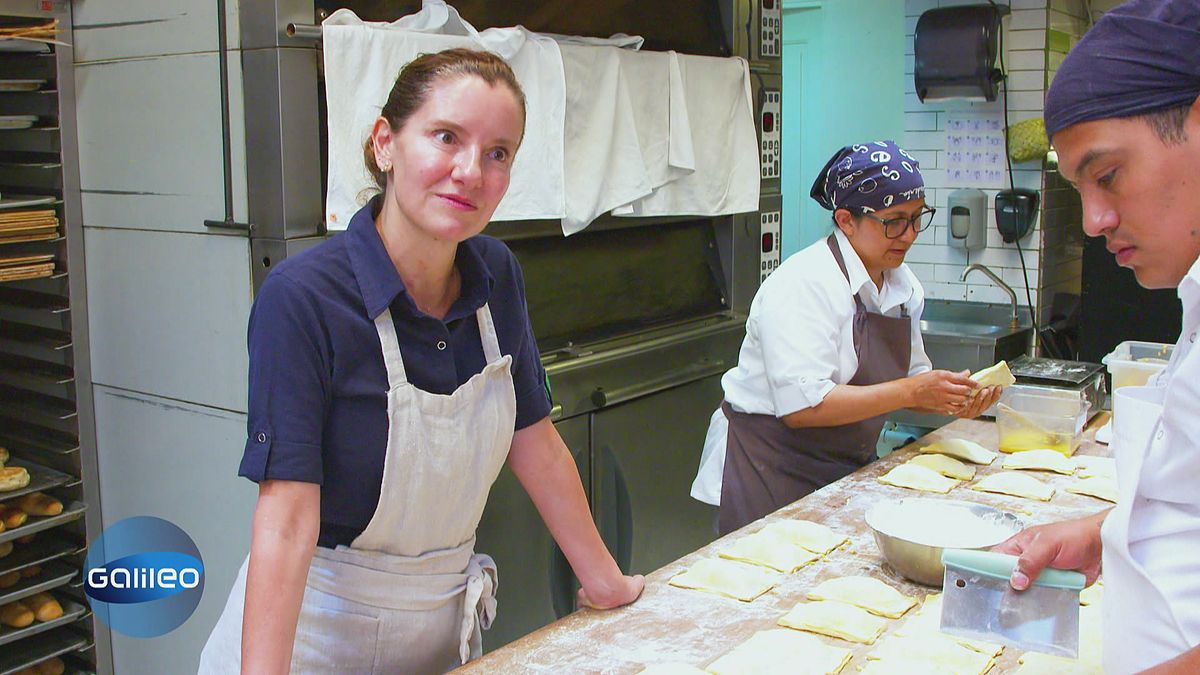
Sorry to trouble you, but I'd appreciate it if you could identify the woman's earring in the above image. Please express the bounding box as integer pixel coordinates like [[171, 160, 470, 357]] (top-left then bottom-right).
[[379, 160, 391, 172]]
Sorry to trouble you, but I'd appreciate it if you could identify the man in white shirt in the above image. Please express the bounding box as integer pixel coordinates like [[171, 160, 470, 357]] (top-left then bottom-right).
[[995, 1, 1200, 672]]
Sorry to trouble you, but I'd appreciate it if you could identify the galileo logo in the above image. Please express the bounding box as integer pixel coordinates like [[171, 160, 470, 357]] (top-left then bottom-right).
[[84, 516, 204, 638]]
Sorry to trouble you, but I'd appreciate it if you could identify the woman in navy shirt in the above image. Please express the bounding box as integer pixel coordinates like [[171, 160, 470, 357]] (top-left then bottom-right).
[[200, 49, 643, 674]]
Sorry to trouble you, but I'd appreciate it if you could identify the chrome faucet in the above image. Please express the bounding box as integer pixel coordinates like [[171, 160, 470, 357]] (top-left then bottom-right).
[[960, 263, 1019, 327]]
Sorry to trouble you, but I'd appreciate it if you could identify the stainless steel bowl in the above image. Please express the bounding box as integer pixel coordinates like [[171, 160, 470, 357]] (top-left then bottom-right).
[[864, 498, 1025, 586]]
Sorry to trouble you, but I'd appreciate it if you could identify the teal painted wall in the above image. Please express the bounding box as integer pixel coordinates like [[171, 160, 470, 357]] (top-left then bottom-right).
[[781, 0, 907, 256]]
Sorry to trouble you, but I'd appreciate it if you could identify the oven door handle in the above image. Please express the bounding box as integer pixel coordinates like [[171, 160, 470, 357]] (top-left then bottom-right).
[[591, 359, 726, 408]]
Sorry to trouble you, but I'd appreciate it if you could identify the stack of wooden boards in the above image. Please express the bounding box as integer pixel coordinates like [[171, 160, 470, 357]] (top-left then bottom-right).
[[0, 207, 58, 282]]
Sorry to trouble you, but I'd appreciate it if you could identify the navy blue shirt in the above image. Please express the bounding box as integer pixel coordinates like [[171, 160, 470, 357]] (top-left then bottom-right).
[[238, 197, 551, 548]]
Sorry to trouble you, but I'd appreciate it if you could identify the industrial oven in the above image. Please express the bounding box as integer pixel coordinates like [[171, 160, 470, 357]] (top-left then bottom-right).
[[237, 0, 782, 650]]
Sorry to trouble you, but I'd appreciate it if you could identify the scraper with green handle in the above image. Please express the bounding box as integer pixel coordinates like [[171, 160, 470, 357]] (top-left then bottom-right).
[[941, 549, 1085, 658]]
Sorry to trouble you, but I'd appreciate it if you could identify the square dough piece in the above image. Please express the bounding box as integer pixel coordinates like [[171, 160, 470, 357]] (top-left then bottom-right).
[[970, 471, 1055, 501], [778, 600, 888, 644], [894, 594, 1003, 657], [707, 629, 853, 675], [1065, 476, 1118, 503], [867, 634, 995, 675], [878, 463, 959, 494], [668, 558, 778, 601], [859, 656, 960, 675], [1075, 456, 1116, 479], [720, 529, 821, 573], [806, 576, 917, 618], [1015, 652, 1103, 674], [760, 520, 848, 555], [919, 438, 998, 465], [907, 454, 976, 480], [1002, 449, 1077, 475]]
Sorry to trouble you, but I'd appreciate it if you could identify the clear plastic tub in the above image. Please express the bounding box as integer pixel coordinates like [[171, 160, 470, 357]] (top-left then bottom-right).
[[995, 388, 1090, 456], [1102, 340, 1174, 391]]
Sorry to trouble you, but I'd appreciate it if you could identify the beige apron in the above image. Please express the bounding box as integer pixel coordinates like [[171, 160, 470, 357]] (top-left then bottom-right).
[[199, 303, 516, 674]]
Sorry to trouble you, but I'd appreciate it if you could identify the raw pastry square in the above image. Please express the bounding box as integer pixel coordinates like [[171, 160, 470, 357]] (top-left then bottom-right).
[[971, 360, 1016, 388], [668, 558, 778, 601], [894, 594, 1003, 657], [778, 600, 888, 644], [1079, 581, 1103, 606], [806, 576, 916, 618], [1002, 449, 1077, 475], [1075, 456, 1116, 479], [720, 529, 821, 573], [859, 656, 960, 675], [1065, 476, 1118, 503], [867, 634, 995, 675], [970, 471, 1055, 501], [706, 629, 853, 675], [907, 454, 976, 480], [878, 463, 959, 494], [760, 520, 848, 555], [919, 438, 997, 465]]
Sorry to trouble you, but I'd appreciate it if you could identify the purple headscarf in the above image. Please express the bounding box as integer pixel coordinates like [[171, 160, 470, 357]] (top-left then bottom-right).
[[810, 140, 925, 214], [1044, 0, 1200, 139]]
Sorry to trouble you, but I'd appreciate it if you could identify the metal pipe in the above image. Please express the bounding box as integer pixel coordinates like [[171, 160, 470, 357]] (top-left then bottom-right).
[[204, 0, 252, 232], [960, 263, 1019, 327], [286, 22, 323, 40]]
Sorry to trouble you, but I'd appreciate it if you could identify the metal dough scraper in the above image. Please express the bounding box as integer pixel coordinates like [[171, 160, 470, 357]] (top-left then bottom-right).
[[940, 549, 1085, 658]]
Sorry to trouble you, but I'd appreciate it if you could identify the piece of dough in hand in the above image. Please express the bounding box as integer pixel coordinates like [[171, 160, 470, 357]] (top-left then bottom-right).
[[878, 464, 959, 494], [806, 576, 917, 618], [971, 360, 1016, 390], [970, 471, 1055, 501]]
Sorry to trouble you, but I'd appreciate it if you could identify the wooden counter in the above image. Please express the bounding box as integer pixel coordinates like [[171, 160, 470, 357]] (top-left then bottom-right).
[[459, 414, 1113, 674]]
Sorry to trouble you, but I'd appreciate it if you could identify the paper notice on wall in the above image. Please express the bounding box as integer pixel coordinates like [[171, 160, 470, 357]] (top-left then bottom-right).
[[945, 113, 1008, 189]]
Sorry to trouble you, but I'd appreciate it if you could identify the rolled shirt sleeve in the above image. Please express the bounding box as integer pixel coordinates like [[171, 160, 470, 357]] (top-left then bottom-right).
[[238, 272, 330, 484], [756, 280, 845, 415], [906, 290, 933, 376]]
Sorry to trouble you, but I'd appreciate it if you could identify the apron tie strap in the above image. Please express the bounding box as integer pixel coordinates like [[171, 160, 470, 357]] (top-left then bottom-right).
[[459, 553, 498, 664]]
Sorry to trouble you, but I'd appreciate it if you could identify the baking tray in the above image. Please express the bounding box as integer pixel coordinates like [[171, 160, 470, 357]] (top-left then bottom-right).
[[0, 501, 84, 545], [0, 531, 79, 577], [0, 195, 55, 211], [0, 595, 88, 648], [0, 457, 74, 502], [0, 559, 76, 607], [0, 625, 92, 675]]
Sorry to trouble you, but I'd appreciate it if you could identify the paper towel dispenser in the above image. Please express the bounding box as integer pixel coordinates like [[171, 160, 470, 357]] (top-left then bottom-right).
[[914, 4, 1009, 102]]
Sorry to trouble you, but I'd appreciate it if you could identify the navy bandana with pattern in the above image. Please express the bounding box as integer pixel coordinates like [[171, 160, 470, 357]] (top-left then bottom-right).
[[810, 140, 925, 214]]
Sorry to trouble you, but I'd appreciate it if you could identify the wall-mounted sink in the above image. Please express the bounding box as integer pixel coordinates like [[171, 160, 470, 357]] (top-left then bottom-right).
[[919, 320, 1016, 338]]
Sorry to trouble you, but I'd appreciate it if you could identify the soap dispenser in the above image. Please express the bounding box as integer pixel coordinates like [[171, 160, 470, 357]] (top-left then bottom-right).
[[947, 188, 987, 250]]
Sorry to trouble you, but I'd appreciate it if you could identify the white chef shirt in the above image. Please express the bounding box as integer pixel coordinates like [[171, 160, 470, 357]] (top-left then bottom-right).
[[1105, 254, 1200, 672], [722, 227, 932, 417]]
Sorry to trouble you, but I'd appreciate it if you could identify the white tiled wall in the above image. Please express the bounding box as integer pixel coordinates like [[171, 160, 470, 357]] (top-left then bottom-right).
[[904, 0, 1048, 311]]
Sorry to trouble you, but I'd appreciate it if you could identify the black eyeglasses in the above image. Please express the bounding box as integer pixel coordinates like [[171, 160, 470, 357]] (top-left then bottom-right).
[[860, 207, 937, 239]]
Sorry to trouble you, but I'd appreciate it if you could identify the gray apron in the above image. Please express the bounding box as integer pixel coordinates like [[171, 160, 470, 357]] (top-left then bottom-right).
[[199, 302, 516, 674], [718, 235, 911, 534]]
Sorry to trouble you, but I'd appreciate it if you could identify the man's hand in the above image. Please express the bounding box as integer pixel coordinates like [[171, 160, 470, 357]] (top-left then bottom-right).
[[956, 384, 1002, 419], [992, 511, 1109, 589]]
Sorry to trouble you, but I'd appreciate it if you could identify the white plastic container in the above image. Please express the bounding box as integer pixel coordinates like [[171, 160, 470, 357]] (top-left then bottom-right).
[[1102, 340, 1175, 391]]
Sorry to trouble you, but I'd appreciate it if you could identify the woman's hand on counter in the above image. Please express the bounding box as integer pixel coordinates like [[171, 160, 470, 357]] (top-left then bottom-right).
[[955, 384, 1002, 419], [992, 509, 1110, 590], [905, 370, 977, 414], [576, 573, 645, 610]]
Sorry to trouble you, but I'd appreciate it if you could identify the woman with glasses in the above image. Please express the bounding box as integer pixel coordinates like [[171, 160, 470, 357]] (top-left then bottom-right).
[[693, 140, 1002, 534]]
